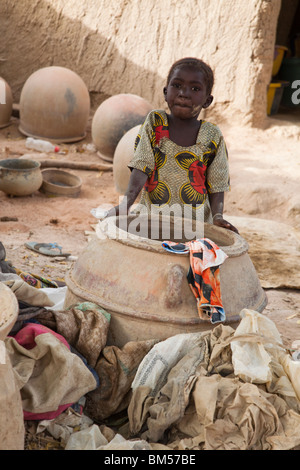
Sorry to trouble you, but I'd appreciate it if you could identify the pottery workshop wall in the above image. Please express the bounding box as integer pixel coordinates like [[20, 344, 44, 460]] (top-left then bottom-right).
[[0, 0, 281, 127]]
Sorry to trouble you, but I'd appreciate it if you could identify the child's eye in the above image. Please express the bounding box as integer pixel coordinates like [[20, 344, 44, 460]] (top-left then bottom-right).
[[192, 86, 201, 92], [172, 83, 181, 88]]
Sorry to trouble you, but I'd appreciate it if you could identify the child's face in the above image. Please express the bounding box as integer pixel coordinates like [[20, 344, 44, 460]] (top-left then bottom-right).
[[164, 66, 213, 120]]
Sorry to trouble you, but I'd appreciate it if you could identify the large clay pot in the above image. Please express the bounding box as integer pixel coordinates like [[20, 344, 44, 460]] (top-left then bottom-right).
[[19, 66, 90, 142], [0, 158, 43, 196], [113, 124, 140, 194], [91, 94, 152, 162], [0, 283, 25, 450], [64, 214, 267, 347], [0, 78, 13, 128]]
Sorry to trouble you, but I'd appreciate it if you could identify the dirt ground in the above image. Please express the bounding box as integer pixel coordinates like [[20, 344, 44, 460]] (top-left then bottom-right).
[[0, 109, 300, 351]]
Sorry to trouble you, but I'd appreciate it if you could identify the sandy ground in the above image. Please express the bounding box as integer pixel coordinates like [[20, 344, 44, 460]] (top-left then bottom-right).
[[0, 109, 300, 351]]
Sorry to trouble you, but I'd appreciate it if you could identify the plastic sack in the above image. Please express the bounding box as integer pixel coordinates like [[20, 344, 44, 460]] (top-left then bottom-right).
[[65, 424, 151, 450], [280, 354, 300, 402], [0, 342, 25, 450], [65, 424, 108, 450], [231, 309, 284, 384], [131, 332, 204, 394]]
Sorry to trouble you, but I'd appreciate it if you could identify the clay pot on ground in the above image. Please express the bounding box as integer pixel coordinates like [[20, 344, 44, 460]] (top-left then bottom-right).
[[0, 78, 13, 128], [113, 124, 140, 194], [64, 214, 267, 347], [40, 169, 82, 198], [19, 66, 90, 142], [91, 93, 152, 162], [0, 158, 43, 196], [0, 283, 25, 450]]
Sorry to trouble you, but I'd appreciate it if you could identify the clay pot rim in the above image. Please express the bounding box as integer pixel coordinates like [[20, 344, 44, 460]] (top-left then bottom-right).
[[0, 120, 12, 129], [0, 158, 41, 170], [18, 126, 87, 144], [97, 214, 248, 257], [40, 168, 82, 197]]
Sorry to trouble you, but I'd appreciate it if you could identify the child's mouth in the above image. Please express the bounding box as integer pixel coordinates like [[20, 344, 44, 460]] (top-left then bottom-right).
[[175, 102, 191, 108]]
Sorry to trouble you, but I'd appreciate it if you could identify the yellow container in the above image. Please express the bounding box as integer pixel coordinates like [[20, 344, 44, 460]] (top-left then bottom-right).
[[272, 45, 288, 76]]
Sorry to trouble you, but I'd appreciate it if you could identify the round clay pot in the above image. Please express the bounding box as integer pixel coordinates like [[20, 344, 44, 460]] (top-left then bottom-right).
[[40, 169, 82, 197], [0, 78, 13, 129], [113, 124, 140, 194], [0, 158, 43, 196], [19, 66, 90, 142], [64, 214, 267, 347], [91, 94, 152, 162]]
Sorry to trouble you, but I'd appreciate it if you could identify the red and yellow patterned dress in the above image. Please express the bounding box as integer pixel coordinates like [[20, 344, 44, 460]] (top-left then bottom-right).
[[128, 109, 230, 222]]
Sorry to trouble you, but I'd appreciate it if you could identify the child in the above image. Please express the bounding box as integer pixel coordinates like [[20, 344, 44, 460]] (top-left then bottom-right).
[[107, 57, 238, 234]]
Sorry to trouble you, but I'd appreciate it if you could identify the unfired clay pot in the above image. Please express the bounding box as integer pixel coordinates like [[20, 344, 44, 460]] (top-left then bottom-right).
[[19, 66, 90, 142], [0, 78, 13, 128], [64, 214, 267, 347], [91, 94, 152, 162], [0, 159, 43, 196], [113, 124, 140, 194]]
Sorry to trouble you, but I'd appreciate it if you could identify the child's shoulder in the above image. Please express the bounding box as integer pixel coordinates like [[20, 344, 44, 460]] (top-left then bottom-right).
[[148, 108, 168, 119], [202, 119, 222, 133], [201, 120, 224, 140], [143, 109, 168, 127]]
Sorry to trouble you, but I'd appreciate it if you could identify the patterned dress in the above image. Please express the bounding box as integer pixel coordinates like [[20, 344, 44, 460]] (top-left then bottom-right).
[[128, 109, 230, 222]]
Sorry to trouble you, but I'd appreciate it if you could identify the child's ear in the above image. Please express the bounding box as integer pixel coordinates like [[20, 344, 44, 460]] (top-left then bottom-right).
[[203, 95, 213, 109], [163, 86, 167, 100]]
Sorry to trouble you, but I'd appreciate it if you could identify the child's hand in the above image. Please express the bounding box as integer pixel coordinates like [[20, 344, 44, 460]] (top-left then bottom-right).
[[213, 215, 239, 234]]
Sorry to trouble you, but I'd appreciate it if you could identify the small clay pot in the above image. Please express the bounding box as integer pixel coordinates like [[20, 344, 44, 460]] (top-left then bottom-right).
[[40, 169, 82, 197], [91, 93, 152, 162], [19, 66, 90, 142], [0, 159, 43, 196]]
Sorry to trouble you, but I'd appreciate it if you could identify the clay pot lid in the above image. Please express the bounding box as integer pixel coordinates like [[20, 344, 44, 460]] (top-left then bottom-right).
[[40, 169, 82, 197]]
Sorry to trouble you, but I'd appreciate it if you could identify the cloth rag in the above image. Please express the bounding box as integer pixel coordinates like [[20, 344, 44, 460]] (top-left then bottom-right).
[[162, 238, 228, 323]]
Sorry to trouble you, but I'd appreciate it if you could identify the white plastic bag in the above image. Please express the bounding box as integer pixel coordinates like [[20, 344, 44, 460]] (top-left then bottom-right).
[[65, 424, 108, 450], [231, 309, 284, 384], [280, 354, 300, 402]]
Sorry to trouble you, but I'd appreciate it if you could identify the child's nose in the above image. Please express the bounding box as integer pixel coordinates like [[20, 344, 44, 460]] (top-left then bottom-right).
[[179, 86, 190, 97]]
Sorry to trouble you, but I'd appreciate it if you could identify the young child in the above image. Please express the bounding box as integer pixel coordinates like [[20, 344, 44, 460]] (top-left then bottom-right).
[[107, 57, 238, 234]]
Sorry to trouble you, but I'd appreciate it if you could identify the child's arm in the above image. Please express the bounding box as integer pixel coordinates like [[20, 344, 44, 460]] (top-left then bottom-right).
[[208, 192, 239, 233], [106, 168, 148, 218]]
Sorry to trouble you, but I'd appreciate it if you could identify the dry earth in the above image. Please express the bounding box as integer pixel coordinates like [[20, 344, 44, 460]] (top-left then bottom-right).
[[0, 109, 300, 351]]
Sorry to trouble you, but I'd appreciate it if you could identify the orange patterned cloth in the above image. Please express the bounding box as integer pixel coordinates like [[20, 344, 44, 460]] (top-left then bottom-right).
[[162, 238, 228, 323]]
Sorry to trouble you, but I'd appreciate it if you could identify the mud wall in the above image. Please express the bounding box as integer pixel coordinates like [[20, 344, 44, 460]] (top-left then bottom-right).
[[0, 0, 281, 126]]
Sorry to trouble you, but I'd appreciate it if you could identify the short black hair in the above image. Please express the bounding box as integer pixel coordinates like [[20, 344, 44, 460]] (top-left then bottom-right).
[[166, 57, 214, 96]]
